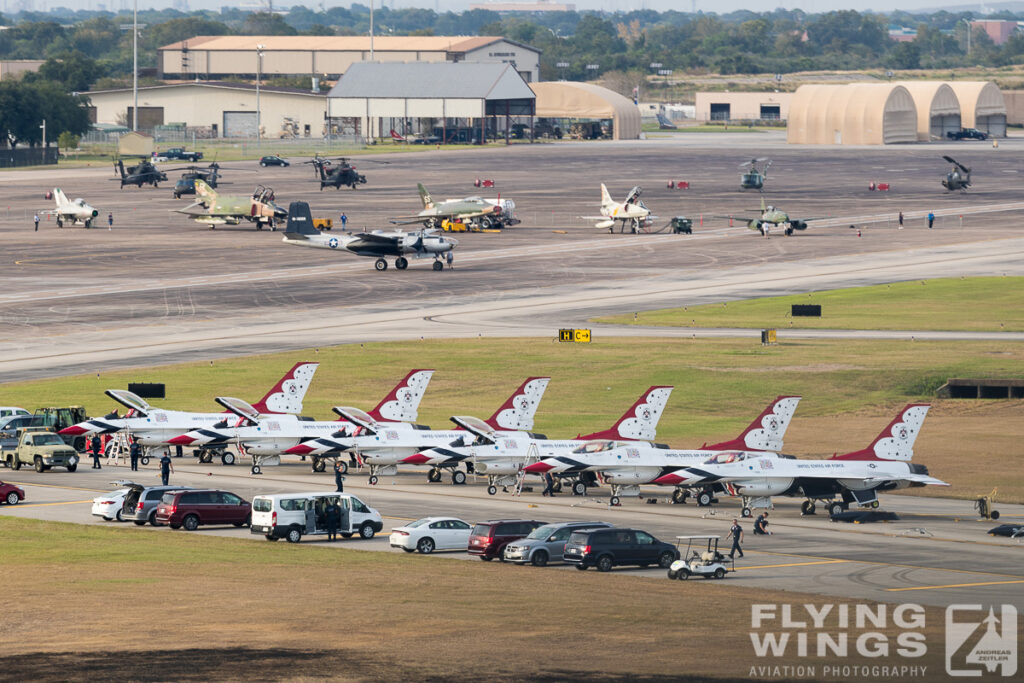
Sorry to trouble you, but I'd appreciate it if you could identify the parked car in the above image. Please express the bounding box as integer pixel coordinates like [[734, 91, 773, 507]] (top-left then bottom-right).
[[390, 516, 472, 554], [563, 527, 679, 572], [947, 128, 989, 140], [155, 489, 251, 530], [0, 414, 34, 434], [1, 480, 25, 505], [467, 519, 546, 561], [259, 155, 289, 167], [92, 487, 130, 521], [503, 521, 612, 566], [116, 481, 192, 526], [0, 407, 29, 420], [1, 427, 79, 472], [250, 492, 383, 543]]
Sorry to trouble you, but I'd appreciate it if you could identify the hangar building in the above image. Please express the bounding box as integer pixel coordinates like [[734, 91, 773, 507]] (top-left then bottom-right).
[[326, 62, 535, 143], [694, 91, 793, 122], [530, 81, 641, 140], [85, 82, 328, 138], [158, 35, 541, 84], [948, 81, 1007, 137], [788, 83, 918, 145], [895, 81, 961, 141]]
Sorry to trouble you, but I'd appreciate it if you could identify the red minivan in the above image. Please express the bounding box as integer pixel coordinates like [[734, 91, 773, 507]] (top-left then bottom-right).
[[467, 519, 546, 561], [155, 489, 251, 531]]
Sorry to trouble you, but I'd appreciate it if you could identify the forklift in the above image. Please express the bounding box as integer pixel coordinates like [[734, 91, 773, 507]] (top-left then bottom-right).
[[32, 406, 89, 452]]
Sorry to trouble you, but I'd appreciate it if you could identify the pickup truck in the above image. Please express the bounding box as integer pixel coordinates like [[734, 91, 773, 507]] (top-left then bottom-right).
[[162, 147, 203, 162], [2, 427, 79, 472]]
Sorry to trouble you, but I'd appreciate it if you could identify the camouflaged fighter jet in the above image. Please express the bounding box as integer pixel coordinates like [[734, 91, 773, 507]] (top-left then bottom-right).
[[174, 179, 287, 230], [388, 184, 511, 230]]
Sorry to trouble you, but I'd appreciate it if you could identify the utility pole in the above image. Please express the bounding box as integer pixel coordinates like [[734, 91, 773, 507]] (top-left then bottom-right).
[[133, 0, 138, 131], [370, 0, 374, 59], [40, 119, 46, 149], [256, 44, 265, 147]]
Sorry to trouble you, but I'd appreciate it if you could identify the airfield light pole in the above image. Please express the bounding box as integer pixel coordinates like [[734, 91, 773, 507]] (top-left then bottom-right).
[[370, 0, 374, 59], [556, 61, 569, 80], [132, 0, 138, 131], [962, 18, 972, 57], [256, 44, 265, 148]]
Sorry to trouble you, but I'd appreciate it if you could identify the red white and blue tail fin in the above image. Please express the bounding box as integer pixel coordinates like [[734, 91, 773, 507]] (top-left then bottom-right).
[[705, 396, 801, 452], [485, 377, 550, 431], [581, 386, 673, 442], [250, 362, 320, 414], [831, 404, 930, 462], [367, 369, 434, 422]]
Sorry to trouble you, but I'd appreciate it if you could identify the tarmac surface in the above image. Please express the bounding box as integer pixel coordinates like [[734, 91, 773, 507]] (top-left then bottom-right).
[[2, 460, 1022, 611], [2, 133, 1024, 380]]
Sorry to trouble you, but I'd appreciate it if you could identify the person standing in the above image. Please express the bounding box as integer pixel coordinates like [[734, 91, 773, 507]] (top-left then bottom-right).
[[334, 461, 346, 492], [340, 212, 347, 230], [898, 211, 904, 230], [728, 518, 745, 559], [159, 451, 173, 486], [34, 214, 39, 231], [175, 444, 183, 458], [129, 438, 141, 472], [542, 471, 555, 497], [927, 212, 935, 229], [90, 435, 102, 469], [325, 500, 340, 541], [446, 250, 454, 270], [107, 213, 113, 231]]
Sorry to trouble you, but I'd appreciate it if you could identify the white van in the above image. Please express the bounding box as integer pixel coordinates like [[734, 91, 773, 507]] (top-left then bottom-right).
[[250, 492, 383, 543]]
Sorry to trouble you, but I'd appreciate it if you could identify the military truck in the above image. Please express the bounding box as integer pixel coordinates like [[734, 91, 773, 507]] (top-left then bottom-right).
[[2, 427, 80, 472]]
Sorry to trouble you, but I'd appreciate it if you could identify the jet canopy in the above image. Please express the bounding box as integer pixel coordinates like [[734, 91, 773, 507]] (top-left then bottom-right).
[[703, 451, 748, 465], [572, 440, 630, 455]]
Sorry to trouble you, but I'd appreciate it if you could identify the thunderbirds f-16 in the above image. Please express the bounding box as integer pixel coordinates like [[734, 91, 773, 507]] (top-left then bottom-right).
[[652, 404, 946, 516], [523, 396, 801, 507], [389, 184, 513, 230], [174, 179, 287, 230], [582, 184, 654, 233], [44, 188, 99, 228], [58, 363, 319, 462], [282, 201, 456, 271]]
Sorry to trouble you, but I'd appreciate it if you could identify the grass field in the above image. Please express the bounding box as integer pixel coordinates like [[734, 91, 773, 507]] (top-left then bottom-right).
[[1, 336, 1022, 502], [0, 517, 952, 681], [597, 277, 1024, 332]]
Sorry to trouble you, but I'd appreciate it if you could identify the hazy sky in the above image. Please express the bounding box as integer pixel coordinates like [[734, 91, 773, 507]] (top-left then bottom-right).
[[20, 1, 977, 17]]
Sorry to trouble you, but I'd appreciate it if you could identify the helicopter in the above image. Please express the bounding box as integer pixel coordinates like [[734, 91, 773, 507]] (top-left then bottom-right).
[[305, 155, 389, 190], [172, 162, 247, 198], [941, 156, 971, 192], [112, 157, 168, 189], [739, 158, 771, 190]]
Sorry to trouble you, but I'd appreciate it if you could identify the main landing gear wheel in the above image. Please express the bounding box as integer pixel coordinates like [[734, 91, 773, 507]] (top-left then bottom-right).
[[451, 470, 467, 485], [671, 489, 689, 505], [610, 496, 620, 507], [140, 456, 150, 466], [741, 507, 752, 518], [221, 452, 235, 466], [395, 257, 408, 270], [432, 261, 443, 271], [427, 469, 442, 483], [251, 465, 262, 475], [829, 501, 844, 516], [487, 485, 497, 496], [312, 458, 326, 473], [801, 500, 816, 515], [697, 491, 713, 507], [374, 258, 387, 271], [334, 460, 348, 475], [368, 475, 379, 485], [572, 481, 587, 496]]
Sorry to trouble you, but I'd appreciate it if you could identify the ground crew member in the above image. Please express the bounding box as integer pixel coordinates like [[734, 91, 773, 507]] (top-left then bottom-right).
[[107, 213, 113, 230], [160, 451, 173, 486], [340, 212, 347, 230], [542, 471, 555, 497], [446, 250, 454, 269], [34, 214, 39, 231], [90, 435, 102, 469], [334, 461, 345, 492], [754, 512, 771, 535], [129, 438, 140, 471], [728, 518, 745, 559], [325, 500, 341, 541], [928, 212, 935, 229], [175, 444, 183, 458], [898, 211, 904, 229]]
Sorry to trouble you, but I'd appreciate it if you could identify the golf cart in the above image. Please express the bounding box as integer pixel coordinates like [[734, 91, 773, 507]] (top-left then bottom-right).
[[667, 535, 734, 580]]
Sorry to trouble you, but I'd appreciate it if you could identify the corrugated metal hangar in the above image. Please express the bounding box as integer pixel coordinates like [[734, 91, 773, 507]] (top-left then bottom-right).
[[897, 82, 961, 140], [327, 61, 535, 143], [530, 81, 641, 140], [159, 35, 541, 84]]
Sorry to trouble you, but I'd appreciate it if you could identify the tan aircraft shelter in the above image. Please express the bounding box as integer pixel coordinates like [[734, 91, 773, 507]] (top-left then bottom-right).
[[529, 81, 641, 140], [949, 81, 1007, 136], [896, 82, 961, 141], [788, 83, 918, 145]]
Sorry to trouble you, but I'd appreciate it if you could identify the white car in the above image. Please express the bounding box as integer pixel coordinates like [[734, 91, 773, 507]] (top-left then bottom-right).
[[389, 516, 472, 554], [92, 488, 129, 522]]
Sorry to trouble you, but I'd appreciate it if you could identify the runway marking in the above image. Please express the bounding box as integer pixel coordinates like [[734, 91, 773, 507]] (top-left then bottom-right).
[[886, 579, 1024, 592], [737, 559, 849, 571], [745, 550, 1024, 580], [17, 499, 94, 507]]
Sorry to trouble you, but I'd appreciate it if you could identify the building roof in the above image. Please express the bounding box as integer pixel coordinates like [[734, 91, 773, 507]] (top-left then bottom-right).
[[948, 81, 1006, 126], [529, 81, 641, 140], [327, 62, 535, 101], [85, 81, 326, 98], [159, 35, 521, 54], [895, 81, 960, 140], [788, 83, 918, 145]]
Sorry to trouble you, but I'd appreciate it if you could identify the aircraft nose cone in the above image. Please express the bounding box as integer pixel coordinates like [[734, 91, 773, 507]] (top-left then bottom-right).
[[285, 443, 315, 455], [401, 452, 433, 465], [653, 473, 685, 486], [167, 435, 196, 446], [59, 424, 88, 436], [523, 461, 554, 474], [446, 237, 459, 247]]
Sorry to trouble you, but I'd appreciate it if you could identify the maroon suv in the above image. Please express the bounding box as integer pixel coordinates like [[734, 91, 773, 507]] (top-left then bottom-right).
[[468, 519, 546, 561], [155, 489, 251, 531]]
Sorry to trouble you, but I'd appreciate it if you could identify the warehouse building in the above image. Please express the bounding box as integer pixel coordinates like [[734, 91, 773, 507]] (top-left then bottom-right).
[[327, 62, 535, 143], [694, 91, 793, 122], [159, 35, 541, 83], [85, 82, 328, 138]]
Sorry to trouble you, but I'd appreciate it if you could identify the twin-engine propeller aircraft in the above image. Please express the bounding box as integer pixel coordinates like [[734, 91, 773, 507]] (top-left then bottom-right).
[[282, 201, 456, 271], [522, 396, 801, 507], [582, 184, 654, 233], [44, 188, 99, 228], [941, 156, 971, 191], [389, 184, 509, 230], [174, 179, 286, 230], [58, 362, 319, 463], [653, 404, 946, 516]]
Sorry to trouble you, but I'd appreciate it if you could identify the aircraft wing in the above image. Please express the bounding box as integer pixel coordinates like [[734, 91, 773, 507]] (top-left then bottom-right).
[[859, 474, 951, 487], [714, 215, 760, 222], [352, 231, 401, 245], [579, 215, 611, 221], [388, 215, 432, 225]]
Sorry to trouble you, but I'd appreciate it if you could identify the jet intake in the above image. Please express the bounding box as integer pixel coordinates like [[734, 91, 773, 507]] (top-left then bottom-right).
[[732, 478, 792, 496], [603, 468, 659, 484], [473, 460, 519, 475]]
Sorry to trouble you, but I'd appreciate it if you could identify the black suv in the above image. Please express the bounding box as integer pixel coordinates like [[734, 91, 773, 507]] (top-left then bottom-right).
[[563, 527, 678, 572]]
